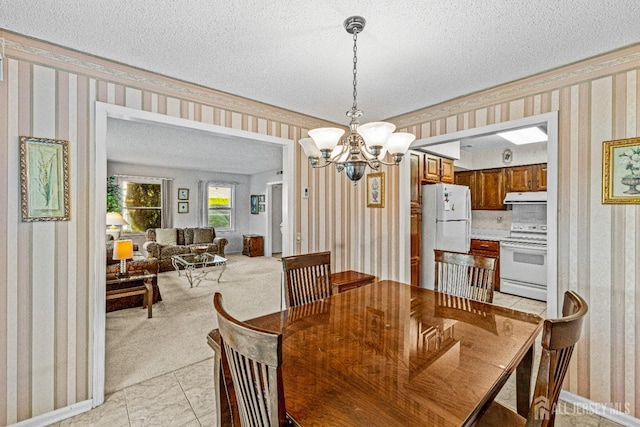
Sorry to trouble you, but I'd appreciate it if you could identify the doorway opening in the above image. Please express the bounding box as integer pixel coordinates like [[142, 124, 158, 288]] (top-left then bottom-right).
[[92, 102, 295, 406], [400, 111, 559, 317]]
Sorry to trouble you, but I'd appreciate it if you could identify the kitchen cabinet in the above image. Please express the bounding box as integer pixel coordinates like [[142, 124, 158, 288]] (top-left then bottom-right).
[[456, 168, 506, 210], [476, 168, 506, 210], [410, 207, 421, 287], [505, 163, 547, 192], [533, 163, 547, 190], [423, 154, 454, 184], [469, 239, 501, 291], [454, 170, 477, 209]]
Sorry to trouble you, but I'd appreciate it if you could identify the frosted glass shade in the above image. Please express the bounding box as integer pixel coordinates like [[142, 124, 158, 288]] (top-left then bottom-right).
[[385, 132, 415, 154], [330, 144, 350, 162], [299, 137, 322, 158], [357, 121, 396, 148], [308, 127, 345, 151], [113, 239, 134, 260], [106, 212, 128, 226]]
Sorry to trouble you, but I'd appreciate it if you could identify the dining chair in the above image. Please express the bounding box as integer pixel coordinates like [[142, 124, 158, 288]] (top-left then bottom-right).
[[206, 332, 224, 427], [213, 292, 290, 426], [281, 251, 331, 308], [433, 249, 497, 303], [477, 290, 588, 427]]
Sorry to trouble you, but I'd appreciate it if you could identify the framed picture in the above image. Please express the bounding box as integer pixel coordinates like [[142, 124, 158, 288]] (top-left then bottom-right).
[[366, 172, 385, 208], [250, 195, 259, 214], [259, 203, 265, 212], [19, 136, 71, 221], [258, 194, 265, 202], [178, 188, 189, 200], [178, 201, 189, 213], [602, 137, 640, 204]]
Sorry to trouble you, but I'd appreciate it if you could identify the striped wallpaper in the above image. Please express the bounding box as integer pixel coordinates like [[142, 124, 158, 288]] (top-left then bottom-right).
[[0, 29, 639, 424]]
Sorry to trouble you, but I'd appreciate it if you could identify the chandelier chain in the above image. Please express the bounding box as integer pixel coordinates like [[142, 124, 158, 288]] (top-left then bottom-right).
[[352, 31, 358, 111]]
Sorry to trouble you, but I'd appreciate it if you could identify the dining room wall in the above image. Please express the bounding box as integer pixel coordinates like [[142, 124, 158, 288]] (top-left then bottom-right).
[[387, 43, 640, 419]]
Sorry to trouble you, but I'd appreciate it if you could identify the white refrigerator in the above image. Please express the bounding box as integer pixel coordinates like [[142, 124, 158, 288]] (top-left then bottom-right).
[[421, 183, 472, 289]]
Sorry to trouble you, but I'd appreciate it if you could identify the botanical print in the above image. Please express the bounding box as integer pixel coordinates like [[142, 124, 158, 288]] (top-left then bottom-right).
[[31, 144, 61, 210], [367, 172, 385, 208], [616, 145, 640, 194], [20, 136, 70, 221]]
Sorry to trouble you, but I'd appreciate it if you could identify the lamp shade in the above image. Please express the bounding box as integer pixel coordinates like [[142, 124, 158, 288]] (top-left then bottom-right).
[[385, 132, 416, 155], [308, 127, 345, 151], [357, 121, 396, 148], [106, 212, 128, 226], [299, 137, 322, 158], [112, 239, 134, 261]]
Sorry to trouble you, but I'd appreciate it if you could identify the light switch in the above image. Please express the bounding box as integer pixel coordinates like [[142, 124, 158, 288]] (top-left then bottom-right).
[[303, 187, 309, 199]]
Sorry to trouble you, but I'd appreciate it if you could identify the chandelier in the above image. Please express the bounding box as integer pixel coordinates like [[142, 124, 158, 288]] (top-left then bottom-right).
[[299, 16, 415, 183]]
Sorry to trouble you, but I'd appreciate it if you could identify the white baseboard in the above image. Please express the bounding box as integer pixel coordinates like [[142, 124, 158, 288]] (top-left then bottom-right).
[[7, 400, 93, 427], [560, 390, 639, 427]]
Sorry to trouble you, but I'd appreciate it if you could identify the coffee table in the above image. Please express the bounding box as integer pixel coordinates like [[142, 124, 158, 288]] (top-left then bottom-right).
[[171, 253, 227, 287]]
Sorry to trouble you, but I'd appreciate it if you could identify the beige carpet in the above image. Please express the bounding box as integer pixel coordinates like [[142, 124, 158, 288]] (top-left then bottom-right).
[[105, 253, 283, 394]]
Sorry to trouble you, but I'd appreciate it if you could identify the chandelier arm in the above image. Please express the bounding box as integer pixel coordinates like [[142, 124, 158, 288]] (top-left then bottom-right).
[[310, 159, 336, 169]]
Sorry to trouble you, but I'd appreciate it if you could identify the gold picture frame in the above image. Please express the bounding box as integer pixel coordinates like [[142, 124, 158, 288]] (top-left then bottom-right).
[[19, 136, 70, 221], [602, 137, 640, 204], [366, 172, 385, 208]]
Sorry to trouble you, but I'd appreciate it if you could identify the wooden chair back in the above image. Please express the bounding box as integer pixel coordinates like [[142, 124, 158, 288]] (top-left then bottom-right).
[[433, 250, 497, 303], [281, 251, 331, 308], [527, 290, 588, 426], [213, 293, 288, 427]]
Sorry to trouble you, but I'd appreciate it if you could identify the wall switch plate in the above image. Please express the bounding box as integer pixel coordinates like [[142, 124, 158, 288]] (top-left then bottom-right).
[[303, 187, 309, 199]]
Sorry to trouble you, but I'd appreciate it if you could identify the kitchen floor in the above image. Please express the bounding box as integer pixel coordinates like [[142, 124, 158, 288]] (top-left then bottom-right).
[[47, 292, 623, 427]]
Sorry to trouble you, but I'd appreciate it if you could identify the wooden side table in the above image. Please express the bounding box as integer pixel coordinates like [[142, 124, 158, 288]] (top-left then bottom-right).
[[106, 270, 156, 318], [242, 235, 264, 257], [330, 270, 376, 294]]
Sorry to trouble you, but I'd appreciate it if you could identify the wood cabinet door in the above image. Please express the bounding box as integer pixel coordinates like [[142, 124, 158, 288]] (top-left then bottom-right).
[[533, 163, 547, 190], [505, 165, 533, 192], [423, 155, 441, 182], [476, 168, 506, 210], [440, 158, 455, 183], [410, 208, 421, 287], [410, 152, 422, 206], [455, 171, 477, 209]]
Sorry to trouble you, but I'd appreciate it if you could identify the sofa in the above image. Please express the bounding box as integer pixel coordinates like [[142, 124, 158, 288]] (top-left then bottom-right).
[[144, 227, 228, 272]]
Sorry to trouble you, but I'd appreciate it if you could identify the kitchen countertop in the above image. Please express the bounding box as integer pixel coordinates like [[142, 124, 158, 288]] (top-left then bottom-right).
[[471, 229, 510, 241]]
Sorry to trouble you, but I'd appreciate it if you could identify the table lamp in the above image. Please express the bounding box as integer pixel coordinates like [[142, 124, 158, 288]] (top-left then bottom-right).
[[106, 212, 128, 240], [113, 239, 134, 278]]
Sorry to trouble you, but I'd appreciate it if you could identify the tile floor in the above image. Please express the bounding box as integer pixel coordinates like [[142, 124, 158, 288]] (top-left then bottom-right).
[[48, 292, 625, 426]]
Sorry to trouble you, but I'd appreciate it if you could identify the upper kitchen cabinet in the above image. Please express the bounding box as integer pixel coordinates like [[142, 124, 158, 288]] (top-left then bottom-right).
[[454, 170, 477, 209], [505, 163, 547, 192], [533, 163, 547, 191], [423, 154, 454, 183], [476, 168, 506, 210]]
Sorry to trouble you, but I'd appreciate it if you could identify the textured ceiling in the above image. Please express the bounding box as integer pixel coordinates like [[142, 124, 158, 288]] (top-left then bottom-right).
[[2, 1, 640, 126]]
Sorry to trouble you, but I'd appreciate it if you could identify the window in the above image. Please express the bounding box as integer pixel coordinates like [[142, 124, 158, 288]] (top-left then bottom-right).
[[118, 177, 163, 233], [207, 184, 234, 231]]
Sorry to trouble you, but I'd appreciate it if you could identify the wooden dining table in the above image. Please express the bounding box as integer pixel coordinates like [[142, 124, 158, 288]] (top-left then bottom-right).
[[209, 280, 543, 426]]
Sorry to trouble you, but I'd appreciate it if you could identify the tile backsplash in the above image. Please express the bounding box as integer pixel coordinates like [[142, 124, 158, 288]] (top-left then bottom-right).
[[472, 210, 512, 230]]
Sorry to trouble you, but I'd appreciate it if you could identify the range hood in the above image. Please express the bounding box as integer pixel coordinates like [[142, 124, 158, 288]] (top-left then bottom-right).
[[504, 191, 547, 204]]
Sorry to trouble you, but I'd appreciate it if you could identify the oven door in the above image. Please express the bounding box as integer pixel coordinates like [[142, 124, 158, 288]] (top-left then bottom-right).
[[500, 240, 548, 301]]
